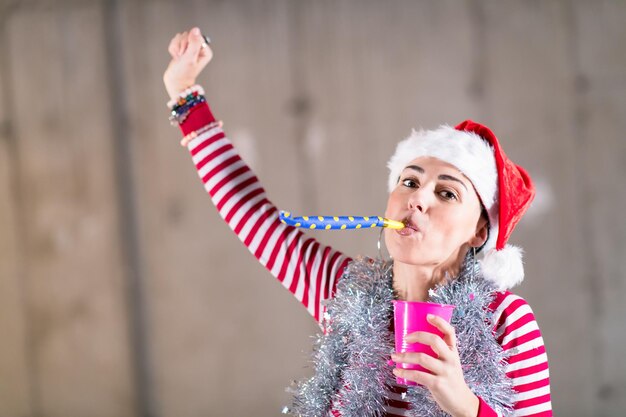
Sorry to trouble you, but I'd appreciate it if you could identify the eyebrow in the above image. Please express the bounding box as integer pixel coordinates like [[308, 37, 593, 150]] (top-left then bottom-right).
[[402, 165, 468, 190], [404, 165, 424, 173]]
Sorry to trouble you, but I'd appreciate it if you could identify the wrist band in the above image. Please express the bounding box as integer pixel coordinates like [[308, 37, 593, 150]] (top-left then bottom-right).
[[180, 121, 222, 147]]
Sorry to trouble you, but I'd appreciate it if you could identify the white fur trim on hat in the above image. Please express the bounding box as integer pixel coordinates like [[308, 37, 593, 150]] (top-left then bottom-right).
[[479, 245, 525, 290], [386, 125, 500, 251]]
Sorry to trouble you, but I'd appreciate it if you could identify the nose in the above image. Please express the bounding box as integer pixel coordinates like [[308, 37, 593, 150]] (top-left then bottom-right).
[[407, 187, 429, 213], [408, 199, 423, 212]]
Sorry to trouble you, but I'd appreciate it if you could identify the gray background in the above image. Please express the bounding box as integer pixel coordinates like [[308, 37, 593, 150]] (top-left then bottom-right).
[[1, 0, 625, 416]]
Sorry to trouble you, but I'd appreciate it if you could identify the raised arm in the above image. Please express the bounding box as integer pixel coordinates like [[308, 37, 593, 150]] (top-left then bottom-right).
[[163, 27, 351, 324]]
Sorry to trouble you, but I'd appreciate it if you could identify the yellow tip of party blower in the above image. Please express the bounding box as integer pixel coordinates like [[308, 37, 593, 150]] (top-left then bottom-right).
[[382, 218, 405, 230], [279, 211, 405, 230]]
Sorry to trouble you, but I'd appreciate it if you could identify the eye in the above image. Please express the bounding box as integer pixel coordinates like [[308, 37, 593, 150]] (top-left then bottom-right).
[[401, 177, 419, 188], [438, 189, 458, 201]]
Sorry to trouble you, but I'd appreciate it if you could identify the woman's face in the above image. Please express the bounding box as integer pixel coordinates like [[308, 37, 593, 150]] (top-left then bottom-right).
[[384, 156, 487, 268]]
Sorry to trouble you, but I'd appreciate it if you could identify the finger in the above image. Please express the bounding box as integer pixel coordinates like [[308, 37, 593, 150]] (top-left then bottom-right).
[[168, 33, 181, 58], [198, 43, 214, 65], [393, 367, 435, 387], [391, 352, 443, 375], [183, 27, 204, 61], [179, 31, 189, 56], [405, 331, 453, 361], [218, 120, 223, 128], [427, 314, 458, 353]]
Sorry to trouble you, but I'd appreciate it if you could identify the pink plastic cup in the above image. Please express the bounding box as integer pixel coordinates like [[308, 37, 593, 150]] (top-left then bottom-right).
[[392, 300, 455, 386]]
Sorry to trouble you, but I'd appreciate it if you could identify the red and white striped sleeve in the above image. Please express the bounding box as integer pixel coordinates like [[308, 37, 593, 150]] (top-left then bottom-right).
[[489, 291, 553, 416], [178, 101, 351, 324]]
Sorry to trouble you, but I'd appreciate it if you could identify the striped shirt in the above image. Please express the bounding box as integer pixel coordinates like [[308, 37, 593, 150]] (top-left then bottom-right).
[[179, 102, 552, 416]]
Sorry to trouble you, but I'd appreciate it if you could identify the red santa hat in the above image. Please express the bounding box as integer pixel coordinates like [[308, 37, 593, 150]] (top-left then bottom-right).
[[386, 120, 535, 290]]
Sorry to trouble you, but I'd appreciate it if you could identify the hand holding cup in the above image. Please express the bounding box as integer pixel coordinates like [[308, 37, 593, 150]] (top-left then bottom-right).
[[391, 301, 480, 417], [391, 301, 455, 385]]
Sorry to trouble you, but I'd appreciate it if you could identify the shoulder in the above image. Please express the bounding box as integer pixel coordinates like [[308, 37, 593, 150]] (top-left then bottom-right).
[[488, 290, 547, 356], [490, 292, 552, 412], [489, 291, 535, 330]]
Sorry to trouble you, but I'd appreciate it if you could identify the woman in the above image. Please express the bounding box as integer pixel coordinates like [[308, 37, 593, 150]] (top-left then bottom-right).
[[163, 27, 552, 417]]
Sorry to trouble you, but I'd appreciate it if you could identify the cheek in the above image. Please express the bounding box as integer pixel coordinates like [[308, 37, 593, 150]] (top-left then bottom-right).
[[384, 203, 392, 218], [436, 207, 480, 239], [385, 192, 402, 216], [384, 193, 398, 217]]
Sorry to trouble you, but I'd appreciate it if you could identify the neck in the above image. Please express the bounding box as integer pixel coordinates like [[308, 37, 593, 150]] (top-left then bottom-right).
[[392, 262, 436, 301], [392, 245, 470, 301]]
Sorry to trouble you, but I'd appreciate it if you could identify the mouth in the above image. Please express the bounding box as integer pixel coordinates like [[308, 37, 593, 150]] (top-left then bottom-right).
[[403, 217, 419, 230], [396, 216, 420, 236]]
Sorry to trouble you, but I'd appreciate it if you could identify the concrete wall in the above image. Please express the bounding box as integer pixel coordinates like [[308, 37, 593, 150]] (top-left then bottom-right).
[[0, 0, 624, 416]]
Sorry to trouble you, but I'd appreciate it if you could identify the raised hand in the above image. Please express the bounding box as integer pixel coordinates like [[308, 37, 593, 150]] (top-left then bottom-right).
[[163, 27, 213, 100]]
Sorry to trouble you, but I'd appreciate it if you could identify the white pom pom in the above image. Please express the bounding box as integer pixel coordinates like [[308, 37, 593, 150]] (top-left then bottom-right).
[[479, 245, 525, 291]]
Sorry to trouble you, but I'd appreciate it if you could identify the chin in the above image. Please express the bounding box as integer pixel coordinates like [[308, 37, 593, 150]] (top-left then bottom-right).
[[388, 243, 430, 265], [392, 252, 432, 266], [387, 238, 452, 267]]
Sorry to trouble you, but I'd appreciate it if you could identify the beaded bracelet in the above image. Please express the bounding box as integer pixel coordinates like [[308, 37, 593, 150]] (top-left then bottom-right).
[[168, 93, 206, 125], [167, 84, 207, 125], [166, 85, 206, 110]]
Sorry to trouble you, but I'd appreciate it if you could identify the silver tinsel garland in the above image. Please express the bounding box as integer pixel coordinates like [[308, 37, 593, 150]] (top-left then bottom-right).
[[286, 255, 515, 416]]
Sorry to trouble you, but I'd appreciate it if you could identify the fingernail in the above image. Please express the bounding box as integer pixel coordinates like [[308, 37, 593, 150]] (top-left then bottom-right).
[[191, 27, 200, 36], [427, 314, 434, 320]]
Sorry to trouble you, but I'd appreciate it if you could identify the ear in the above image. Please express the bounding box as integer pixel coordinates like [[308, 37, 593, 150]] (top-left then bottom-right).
[[469, 216, 489, 248]]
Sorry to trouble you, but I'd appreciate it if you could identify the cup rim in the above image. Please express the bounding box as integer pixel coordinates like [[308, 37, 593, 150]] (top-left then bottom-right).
[[392, 300, 455, 309]]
